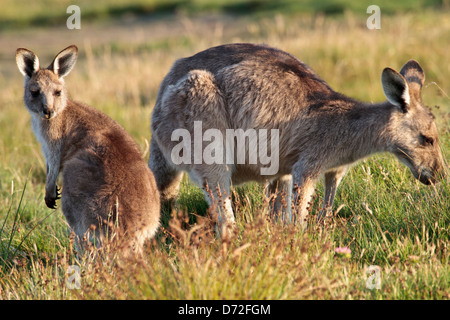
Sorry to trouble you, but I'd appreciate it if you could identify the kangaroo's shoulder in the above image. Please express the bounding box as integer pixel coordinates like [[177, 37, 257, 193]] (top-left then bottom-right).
[[66, 100, 139, 150], [187, 43, 301, 67], [66, 100, 119, 128]]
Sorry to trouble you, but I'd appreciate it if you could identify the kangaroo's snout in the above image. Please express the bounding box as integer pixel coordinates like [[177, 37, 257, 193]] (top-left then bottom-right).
[[420, 172, 434, 185], [407, 141, 446, 186], [42, 105, 55, 119], [421, 169, 445, 186], [429, 161, 447, 184]]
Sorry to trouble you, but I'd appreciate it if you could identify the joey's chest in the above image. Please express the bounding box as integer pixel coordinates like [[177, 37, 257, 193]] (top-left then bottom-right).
[[30, 115, 62, 160]]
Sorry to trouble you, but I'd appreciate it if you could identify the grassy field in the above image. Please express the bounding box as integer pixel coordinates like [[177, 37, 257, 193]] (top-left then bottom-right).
[[0, 1, 450, 300]]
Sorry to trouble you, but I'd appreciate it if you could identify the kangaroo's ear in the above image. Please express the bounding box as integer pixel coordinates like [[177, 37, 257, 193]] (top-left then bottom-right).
[[48, 45, 78, 78], [399, 59, 425, 101], [16, 48, 40, 77], [381, 67, 410, 113]]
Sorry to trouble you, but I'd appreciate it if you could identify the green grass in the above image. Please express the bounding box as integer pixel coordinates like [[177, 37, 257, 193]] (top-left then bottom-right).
[[1, 3, 450, 300]]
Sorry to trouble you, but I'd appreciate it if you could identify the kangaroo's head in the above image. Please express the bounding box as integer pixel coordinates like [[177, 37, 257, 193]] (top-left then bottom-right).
[[381, 60, 446, 185], [16, 45, 78, 120]]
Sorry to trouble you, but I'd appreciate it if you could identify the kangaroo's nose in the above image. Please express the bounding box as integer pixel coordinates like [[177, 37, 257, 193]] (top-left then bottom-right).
[[43, 106, 54, 119]]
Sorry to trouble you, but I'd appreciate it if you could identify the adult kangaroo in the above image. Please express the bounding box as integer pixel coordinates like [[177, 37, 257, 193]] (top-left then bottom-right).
[[149, 43, 445, 235], [16, 45, 160, 254]]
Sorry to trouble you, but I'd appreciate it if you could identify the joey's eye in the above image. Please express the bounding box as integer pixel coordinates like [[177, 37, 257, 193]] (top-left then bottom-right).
[[54, 90, 61, 97], [30, 90, 40, 98], [421, 135, 434, 146]]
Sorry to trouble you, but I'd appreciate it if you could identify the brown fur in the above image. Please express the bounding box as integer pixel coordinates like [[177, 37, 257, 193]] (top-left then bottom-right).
[[16, 45, 160, 254], [149, 43, 445, 232]]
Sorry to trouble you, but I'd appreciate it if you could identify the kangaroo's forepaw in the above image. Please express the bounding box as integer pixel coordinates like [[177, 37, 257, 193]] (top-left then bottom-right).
[[45, 185, 60, 209]]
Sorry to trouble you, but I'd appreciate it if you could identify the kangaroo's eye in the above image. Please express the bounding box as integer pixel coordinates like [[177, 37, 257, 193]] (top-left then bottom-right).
[[54, 90, 61, 97], [421, 135, 434, 146], [30, 89, 40, 98]]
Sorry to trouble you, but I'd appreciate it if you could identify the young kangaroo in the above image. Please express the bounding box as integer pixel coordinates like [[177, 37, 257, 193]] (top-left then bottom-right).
[[149, 43, 445, 234], [16, 45, 160, 254]]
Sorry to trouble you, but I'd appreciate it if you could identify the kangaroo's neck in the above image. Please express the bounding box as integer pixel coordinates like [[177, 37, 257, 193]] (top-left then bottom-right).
[[346, 100, 396, 159], [324, 97, 397, 167]]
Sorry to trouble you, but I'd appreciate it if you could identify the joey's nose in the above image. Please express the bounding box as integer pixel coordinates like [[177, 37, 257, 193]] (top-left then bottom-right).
[[42, 106, 54, 119]]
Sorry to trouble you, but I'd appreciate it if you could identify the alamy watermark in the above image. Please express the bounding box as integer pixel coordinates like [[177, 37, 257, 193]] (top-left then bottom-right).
[[67, 5, 81, 29], [66, 5, 380, 31], [66, 265, 81, 289], [171, 121, 280, 175], [367, 5, 381, 30], [365, 265, 381, 290]]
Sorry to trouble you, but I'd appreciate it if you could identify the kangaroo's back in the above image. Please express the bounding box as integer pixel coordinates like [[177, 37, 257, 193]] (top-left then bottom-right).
[[61, 100, 160, 238], [156, 43, 333, 105], [155, 43, 356, 131]]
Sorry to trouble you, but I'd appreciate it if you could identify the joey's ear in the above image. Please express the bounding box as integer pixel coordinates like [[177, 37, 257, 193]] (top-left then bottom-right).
[[381, 67, 410, 113], [48, 45, 78, 78], [16, 48, 40, 77], [399, 59, 425, 101]]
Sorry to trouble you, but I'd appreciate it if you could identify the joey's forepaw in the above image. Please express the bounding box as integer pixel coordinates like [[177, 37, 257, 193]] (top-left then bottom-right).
[[45, 185, 61, 209], [45, 196, 58, 209]]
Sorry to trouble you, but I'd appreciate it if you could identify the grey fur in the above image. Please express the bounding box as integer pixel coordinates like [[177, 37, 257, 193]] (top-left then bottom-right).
[[149, 43, 445, 233]]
